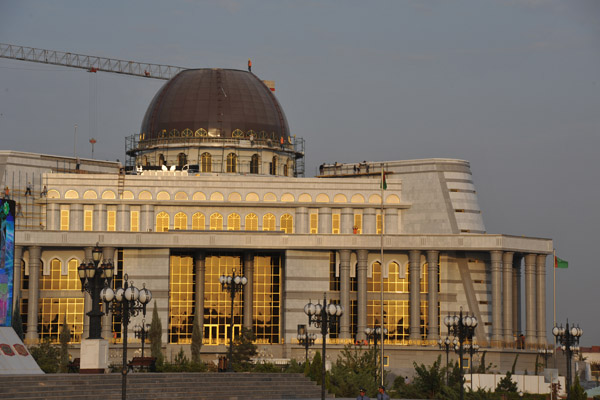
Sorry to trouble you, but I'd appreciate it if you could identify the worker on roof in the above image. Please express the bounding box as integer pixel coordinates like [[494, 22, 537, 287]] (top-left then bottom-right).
[[248, 59, 252, 72]]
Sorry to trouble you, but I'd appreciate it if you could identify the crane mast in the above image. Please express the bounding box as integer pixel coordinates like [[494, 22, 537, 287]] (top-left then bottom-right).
[[0, 42, 185, 80]]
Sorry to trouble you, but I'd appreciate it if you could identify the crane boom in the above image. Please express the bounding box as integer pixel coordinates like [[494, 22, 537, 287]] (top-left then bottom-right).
[[0, 43, 186, 80]]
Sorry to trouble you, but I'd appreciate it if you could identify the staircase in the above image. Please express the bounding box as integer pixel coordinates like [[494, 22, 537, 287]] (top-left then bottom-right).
[[0, 372, 325, 400]]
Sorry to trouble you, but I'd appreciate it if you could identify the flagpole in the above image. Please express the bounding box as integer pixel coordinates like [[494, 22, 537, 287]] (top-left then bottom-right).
[[380, 163, 385, 386], [553, 249, 556, 368]]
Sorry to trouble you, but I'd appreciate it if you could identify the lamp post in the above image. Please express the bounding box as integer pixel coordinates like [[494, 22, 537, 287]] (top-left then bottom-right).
[[552, 321, 583, 399], [465, 342, 479, 390], [134, 320, 151, 358], [538, 347, 553, 369], [219, 269, 247, 372], [78, 243, 114, 339], [438, 336, 453, 385], [304, 293, 343, 400], [297, 324, 317, 364], [101, 274, 152, 400], [444, 308, 478, 400], [365, 325, 387, 386]]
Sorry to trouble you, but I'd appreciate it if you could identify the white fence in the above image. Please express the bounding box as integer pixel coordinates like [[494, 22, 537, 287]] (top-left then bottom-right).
[[466, 373, 566, 396]]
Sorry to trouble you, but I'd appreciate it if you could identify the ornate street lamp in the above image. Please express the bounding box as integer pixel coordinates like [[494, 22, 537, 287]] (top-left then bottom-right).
[[538, 347, 553, 369], [465, 342, 479, 389], [297, 324, 317, 364], [444, 308, 478, 400], [438, 336, 455, 385], [304, 293, 343, 400], [553, 321, 583, 399], [134, 320, 151, 358], [365, 326, 388, 351], [78, 243, 113, 339], [219, 269, 247, 372], [101, 274, 152, 400]]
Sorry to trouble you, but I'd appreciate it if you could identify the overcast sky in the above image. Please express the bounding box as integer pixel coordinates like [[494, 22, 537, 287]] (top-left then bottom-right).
[[1, 0, 598, 346]]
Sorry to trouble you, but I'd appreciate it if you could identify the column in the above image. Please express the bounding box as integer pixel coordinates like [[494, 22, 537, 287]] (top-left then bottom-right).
[[140, 204, 154, 232], [409, 250, 421, 341], [490, 251, 503, 344], [47, 203, 59, 230], [341, 207, 353, 234], [356, 249, 368, 341], [70, 203, 83, 231], [117, 204, 129, 231], [94, 204, 106, 231], [243, 252, 254, 330], [194, 252, 206, 336], [502, 252, 514, 345], [13, 245, 23, 308], [524, 253, 537, 347], [25, 246, 41, 344], [101, 247, 115, 340], [318, 207, 332, 235], [339, 250, 351, 339], [384, 208, 398, 234], [426, 250, 439, 340], [295, 207, 308, 234], [536, 254, 547, 345], [512, 254, 522, 335], [82, 246, 93, 339], [363, 208, 376, 234]]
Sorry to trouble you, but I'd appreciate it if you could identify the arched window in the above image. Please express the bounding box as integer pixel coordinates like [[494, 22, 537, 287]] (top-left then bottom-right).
[[174, 212, 187, 230], [245, 213, 258, 231], [227, 213, 241, 230], [210, 213, 223, 230], [181, 128, 193, 137], [283, 163, 288, 177], [159, 154, 165, 166], [280, 214, 293, 234], [232, 129, 244, 138], [192, 212, 205, 230], [156, 212, 169, 232], [201, 153, 212, 172], [142, 155, 148, 166], [250, 154, 260, 174], [270, 156, 277, 175], [263, 213, 276, 231], [177, 153, 187, 167], [226, 153, 237, 173], [41, 259, 81, 290], [195, 128, 208, 137]]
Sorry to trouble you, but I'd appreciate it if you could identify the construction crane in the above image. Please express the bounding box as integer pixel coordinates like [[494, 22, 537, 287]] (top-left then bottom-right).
[[0, 43, 276, 91]]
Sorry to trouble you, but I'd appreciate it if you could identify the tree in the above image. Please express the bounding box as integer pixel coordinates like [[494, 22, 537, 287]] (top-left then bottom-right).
[[412, 355, 446, 399], [308, 351, 322, 384], [11, 298, 24, 341], [230, 327, 257, 371], [30, 340, 61, 373], [496, 371, 518, 393], [59, 314, 71, 372], [190, 312, 202, 363], [327, 344, 379, 398], [570, 376, 586, 400], [148, 301, 164, 365]]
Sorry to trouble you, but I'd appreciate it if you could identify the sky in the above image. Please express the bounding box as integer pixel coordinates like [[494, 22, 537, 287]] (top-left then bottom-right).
[[0, 0, 598, 346]]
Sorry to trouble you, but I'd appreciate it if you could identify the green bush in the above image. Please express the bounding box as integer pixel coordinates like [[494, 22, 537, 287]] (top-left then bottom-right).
[[30, 340, 61, 373]]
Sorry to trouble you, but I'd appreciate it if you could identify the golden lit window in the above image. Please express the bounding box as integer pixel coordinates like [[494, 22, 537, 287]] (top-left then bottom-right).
[[354, 214, 363, 234], [84, 209, 93, 231], [332, 213, 340, 234], [310, 213, 318, 234], [245, 213, 258, 231], [102, 190, 116, 200], [377, 214, 384, 234], [210, 213, 223, 230], [227, 213, 241, 230], [232, 129, 244, 138], [130, 210, 139, 232], [253, 255, 281, 344], [174, 212, 188, 230], [40, 259, 81, 290], [65, 190, 79, 199], [192, 212, 205, 230], [195, 128, 208, 137], [60, 209, 70, 231], [368, 299, 409, 344], [280, 213, 293, 234], [201, 152, 212, 173], [107, 210, 116, 231], [168, 255, 194, 344], [263, 213, 276, 231], [368, 261, 409, 293], [37, 298, 84, 343], [226, 153, 237, 173], [156, 211, 169, 232]]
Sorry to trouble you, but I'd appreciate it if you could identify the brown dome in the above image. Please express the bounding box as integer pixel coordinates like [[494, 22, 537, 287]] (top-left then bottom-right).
[[140, 69, 289, 141]]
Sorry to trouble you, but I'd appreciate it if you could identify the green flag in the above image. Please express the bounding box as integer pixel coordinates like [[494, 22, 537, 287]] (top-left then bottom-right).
[[554, 256, 568, 269]]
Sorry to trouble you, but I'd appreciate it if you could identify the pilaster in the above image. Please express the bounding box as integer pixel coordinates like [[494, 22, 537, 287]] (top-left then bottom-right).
[[409, 250, 421, 341], [339, 249, 351, 339], [427, 250, 440, 340], [356, 249, 368, 341]]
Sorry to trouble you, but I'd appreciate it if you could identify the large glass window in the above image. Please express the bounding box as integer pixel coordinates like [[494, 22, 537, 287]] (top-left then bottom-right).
[[156, 211, 169, 232], [84, 209, 93, 231], [201, 152, 212, 173], [60, 209, 69, 231], [192, 212, 205, 230], [310, 213, 318, 234], [204, 255, 243, 345], [368, 262, 409, 293], [263, 213, 276, 231], [254, 255, 281, 344], [329, 252, 340, 291], [38, 298, 84, 343], [245, 213, 258, 231], [280, 214, 293, 234], [226, 153, 237, 173], [368, 300, 409, 344], [227, 213, 241, 230], [174, 212, 187, 230], [107, 210, 116, 231], [169, 255, 195, 344], [130, 210, 139, 232], [41, 259, 81, 290], [210, 213, 223, 230], [250, 154, 259, 174]]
